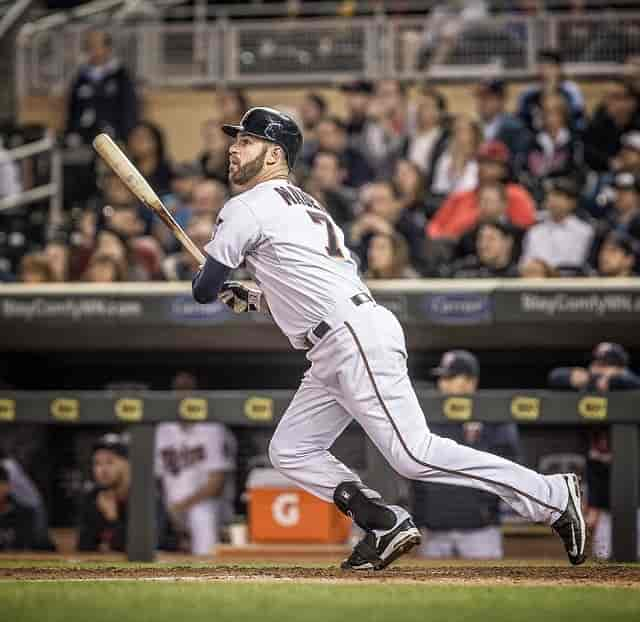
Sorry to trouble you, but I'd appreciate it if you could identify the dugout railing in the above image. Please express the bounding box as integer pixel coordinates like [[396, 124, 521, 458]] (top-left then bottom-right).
[[0, 389, 638, 563]]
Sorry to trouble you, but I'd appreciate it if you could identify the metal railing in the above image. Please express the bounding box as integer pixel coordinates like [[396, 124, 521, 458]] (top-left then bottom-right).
[[16, 11, 640, 96], [0, 131, 63, 228]]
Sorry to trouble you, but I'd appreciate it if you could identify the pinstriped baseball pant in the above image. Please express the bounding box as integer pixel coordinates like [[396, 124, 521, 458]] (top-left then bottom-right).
[[268, 302, 569, 525]]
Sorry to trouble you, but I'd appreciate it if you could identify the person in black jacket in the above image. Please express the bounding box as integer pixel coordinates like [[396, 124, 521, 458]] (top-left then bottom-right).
[[548, 342, 640, 394], [548, 343, 640, 559], [583, 79, 640, 173], [412, 351, 522, 559], [0, 465, 37, 551], [65, 30, 139, 146], [76, 434, 130, 552]]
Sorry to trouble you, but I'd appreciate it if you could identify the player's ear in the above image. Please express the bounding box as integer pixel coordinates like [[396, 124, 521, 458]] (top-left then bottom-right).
[[266, 145, 284, 167]]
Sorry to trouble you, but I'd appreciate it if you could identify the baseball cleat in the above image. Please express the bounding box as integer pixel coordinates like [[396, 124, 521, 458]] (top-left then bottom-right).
[[552, 473, 587, 565], [341, 506, 421, 571]]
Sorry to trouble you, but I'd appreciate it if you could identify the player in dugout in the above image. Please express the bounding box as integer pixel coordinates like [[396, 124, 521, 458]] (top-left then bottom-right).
[[191, 107, 586, 570]]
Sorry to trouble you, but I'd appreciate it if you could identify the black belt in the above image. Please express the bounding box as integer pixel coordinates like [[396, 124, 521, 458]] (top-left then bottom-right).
[[305, 293, 373, 348]]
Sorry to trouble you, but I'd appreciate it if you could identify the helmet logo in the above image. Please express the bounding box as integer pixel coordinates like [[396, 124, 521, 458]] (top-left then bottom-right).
[[264, 121, 282, 141]]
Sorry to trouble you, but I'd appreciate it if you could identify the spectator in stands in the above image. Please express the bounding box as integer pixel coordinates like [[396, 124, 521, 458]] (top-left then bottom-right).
[[0, 465, 37, 551], [127, 121, 173, 197], [406, 88, 449, 178], [298, 92, 327, 135], [516, 49, 585, 133], [162, 219, 212, 281], [521, 92, 585, 203], [361, 79, 416, 179], [190, 179, 227, 226], [216, 88, 249, 125], [413, 350, 521, 559], [43, 235, 70, 282], [393, 159, 430, 222], [65, 30, 139, 146], [83, 254, 124, 283], [474, 79, 529, 173], [584, 79, 640, 173], [340, 80, 374, 142], [596, 231, 638, 277], [155, 373, 237, 555], [608, 172, 640, 236], [90, 229, 142, 282], [443, 221, 521, 278], [427, 141, 536, 241], [588, 132, 640, 219], [305, 116, 373, 188], [199, 119, 230, 185], [519, 177, 593, 276], [0, 139, 21, 199], [303, 151, 355, 228], [18, 253, 55, 284], [77, 434, 130, 552], [155, 162, 202, 252], [429, 116, 481, 197], [365, 233, 419, 279], [348, 181, 426, 272]]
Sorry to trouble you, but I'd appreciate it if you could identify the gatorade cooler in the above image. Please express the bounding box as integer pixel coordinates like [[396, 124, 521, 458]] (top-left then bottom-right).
[[246, 468, 351, 543]]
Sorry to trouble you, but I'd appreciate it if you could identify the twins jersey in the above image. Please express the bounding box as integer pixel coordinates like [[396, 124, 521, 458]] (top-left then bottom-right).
[[154, 423, 236, 507], [204, 179, 369, 349]]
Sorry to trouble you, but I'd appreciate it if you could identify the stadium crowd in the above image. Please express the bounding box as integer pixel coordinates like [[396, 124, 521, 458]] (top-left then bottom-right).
[[2, 30, 640, 284]]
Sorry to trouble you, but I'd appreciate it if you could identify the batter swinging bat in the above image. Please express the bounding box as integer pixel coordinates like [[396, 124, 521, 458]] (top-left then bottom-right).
[[92, 133, 206, 266]]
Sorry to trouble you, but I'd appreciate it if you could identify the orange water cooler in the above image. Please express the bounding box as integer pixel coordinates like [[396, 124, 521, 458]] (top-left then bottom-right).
[[246, 469, 352, 544]]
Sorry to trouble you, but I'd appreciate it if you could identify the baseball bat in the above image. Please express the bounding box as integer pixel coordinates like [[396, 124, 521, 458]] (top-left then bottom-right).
[[93, 133, 206, 266]]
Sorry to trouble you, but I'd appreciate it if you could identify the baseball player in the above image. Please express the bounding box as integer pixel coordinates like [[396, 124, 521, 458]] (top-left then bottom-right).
[[192, 107, 586, 569], [155, 422, 236, 555]]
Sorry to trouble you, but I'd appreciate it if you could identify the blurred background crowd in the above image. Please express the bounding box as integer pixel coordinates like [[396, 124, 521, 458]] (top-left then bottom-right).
[[3, 10, 640, 284]]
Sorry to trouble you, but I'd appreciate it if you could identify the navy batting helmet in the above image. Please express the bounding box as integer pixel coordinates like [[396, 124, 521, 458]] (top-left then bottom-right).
[[222, 107, 303, 170]]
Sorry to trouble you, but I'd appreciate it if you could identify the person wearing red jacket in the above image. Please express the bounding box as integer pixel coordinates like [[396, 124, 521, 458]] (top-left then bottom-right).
[[427, 141, 537, 240]]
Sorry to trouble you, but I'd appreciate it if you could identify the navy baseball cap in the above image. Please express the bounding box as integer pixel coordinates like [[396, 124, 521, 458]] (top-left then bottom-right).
[[432, 350, 480, 378], [92, 433, 128, 458], [591, 342, 629, 367], [475, 79, 505, 97]]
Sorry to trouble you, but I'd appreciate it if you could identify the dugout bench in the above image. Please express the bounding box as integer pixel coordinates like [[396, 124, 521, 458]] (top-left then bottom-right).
[[0, 389, 638, 563]]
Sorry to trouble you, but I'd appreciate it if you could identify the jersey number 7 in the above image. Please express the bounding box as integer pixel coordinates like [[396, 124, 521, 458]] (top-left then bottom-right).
[[307, 210, 347, 259]]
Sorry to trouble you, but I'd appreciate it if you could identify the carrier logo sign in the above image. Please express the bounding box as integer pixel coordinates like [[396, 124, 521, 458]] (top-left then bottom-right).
[[511, 397, 540, 421], [578, 396, 607, 420], [0, 399, 15, 421], [50, 398, 79, 421], [424, 294, 492, 325], [272, 493, 300, 527], [115, 398, 143, 422], [443, 397, 473, 421], [179, 398, 208, 421], [245, 396, 274, 421]]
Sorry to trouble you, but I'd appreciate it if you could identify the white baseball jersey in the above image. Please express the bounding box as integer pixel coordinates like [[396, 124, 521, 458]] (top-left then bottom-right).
[[204, 179, 369, 349], [154, 423, 235, 507], [203, 177, 571, 538], [155, 422, 236, 554]]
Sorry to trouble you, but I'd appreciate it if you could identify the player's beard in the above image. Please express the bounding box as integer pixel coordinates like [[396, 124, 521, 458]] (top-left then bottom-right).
[[229, 145, 268, 188]]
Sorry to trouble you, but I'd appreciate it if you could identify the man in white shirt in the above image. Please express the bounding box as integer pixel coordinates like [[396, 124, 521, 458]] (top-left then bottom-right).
[[520, 177, 594, 274]]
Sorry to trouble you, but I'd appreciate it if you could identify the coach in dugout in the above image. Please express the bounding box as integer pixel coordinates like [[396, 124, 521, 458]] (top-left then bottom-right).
[[76, 434, 131, 552], [411, 351, 522, 559], [548, 342, 640, 559]]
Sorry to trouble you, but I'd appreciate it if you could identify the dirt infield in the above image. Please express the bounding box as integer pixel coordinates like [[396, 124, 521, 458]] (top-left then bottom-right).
[[2, 564, 639, 586]]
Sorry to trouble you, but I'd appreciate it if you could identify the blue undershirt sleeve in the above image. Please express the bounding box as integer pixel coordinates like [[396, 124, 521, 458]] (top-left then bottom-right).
[[192, 256, 231, 304]]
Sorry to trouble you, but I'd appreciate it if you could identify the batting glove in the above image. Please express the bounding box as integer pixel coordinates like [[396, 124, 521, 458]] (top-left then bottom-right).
[[218, 281, 263, 313]]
